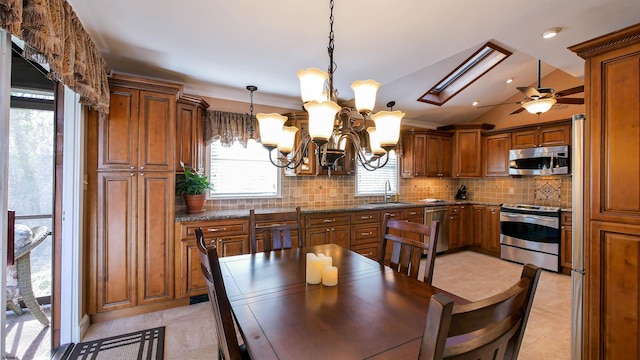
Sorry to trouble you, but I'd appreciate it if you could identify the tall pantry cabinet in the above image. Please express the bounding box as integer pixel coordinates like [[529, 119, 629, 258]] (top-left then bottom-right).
[[86, 74, 183, 320], [570, 23, 640, 359]]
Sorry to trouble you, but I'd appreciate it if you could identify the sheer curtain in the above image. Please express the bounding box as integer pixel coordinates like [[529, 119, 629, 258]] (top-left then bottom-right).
[[204, 110, 260, 147]]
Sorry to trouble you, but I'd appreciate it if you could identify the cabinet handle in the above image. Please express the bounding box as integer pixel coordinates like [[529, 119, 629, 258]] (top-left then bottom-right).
[[208, 228, 226, 232], [323, 219, 335, 223], [360, 215, 373, 219], [130, 166, 135, 170], [140, 166, 144, 170], [360, 232, 372, 236], [130, 173, 134, 177], [140, 173, 144, 176]]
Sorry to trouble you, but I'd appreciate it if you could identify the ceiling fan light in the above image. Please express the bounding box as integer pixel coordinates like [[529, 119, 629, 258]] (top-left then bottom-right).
[[304, 100, 341, 143], [542, 27, 561, 39], [351, 79, 381, 113], [371, 110, 404, 149], [256, 113, 288, 149], [522, 98, 557, 114], [297, 68, 328, 103]]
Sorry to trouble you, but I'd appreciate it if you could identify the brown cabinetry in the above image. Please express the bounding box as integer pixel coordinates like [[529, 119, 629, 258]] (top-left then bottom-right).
[[304, 212, 351, 248], [87, 74, 182, 318], [400, 132, 426, 177], [560, 211, 572, 272], [400, 130, 451, 178], [511, 122, 571, 149], [426, 134, 452, 177], [470, 204, 500, 256], [451, 129, 482, 177], [483, 133, 511, 177], [350, 211, 382, 259], [570, 23, 640, 359], [176, 95, 209, 173], [175, 219, 248, 298]]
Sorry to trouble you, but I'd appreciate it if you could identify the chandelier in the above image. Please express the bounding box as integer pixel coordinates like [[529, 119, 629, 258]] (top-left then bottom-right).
[[255, 0, 404, 171]]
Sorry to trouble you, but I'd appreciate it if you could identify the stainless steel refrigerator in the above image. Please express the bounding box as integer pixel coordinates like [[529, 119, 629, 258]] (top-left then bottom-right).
[[571, 113, 586, 360]]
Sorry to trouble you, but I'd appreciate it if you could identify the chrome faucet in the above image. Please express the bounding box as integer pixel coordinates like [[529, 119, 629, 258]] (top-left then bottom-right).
[[384, 179, 392, 202]]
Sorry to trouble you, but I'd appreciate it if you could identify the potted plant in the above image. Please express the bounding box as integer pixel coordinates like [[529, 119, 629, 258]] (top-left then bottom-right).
[[176, 162, 212, 213]]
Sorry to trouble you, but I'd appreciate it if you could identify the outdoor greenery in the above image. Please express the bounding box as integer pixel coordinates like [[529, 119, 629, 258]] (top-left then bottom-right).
[[176, 166, 212, 195]]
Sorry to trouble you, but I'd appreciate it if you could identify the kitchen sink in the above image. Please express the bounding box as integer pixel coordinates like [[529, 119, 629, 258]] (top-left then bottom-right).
[[365, 201, 413, 206]]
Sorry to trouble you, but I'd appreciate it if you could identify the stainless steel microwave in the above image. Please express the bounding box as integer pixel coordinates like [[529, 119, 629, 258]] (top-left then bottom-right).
[[508, 145, 570, 176]]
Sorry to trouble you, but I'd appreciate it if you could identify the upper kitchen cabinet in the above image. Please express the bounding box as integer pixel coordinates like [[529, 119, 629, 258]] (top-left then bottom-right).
[[400, 130, 451, 178], [98, 75, 182, 172], [511, 120, 571, 149], [176, 95, 209, 173], [570, 23, 640, 360], [438, 123, 494, 178], [483, 132, 511, 177]]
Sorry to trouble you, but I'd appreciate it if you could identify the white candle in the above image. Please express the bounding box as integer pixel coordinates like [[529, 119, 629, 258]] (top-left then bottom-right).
[[317, 253, 332, 268], [322, 265, 338, 286], [306, 253, 322, 284]]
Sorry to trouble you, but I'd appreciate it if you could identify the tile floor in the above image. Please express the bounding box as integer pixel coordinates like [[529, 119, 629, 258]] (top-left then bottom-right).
[[5, 305, 51, 359], [81, 251, 572, 359]]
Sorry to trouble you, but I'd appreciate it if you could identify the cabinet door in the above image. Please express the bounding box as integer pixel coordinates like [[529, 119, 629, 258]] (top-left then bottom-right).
[[485, 206, 501, 254], [178, 238, 208, 298], [560, 211, 572, 270], [176, 101, 200, 172], [217, 236, 249, 257], [400, 133, 415, 178], [95, 171, 137, 312], [539, 124, 570, 147], [137, 171, 174, 305], [511, 129, 538, 149], [448, 213, 461, 249], [471, 205, 485, 248], [97, 87, 139, 171], [414, 134, 427, 176], [439, 136, 452, 177], [483, 133, 511, 177], [330, 225, 351, 249], [138, 91, 176, 172], [306, 227, 332, 247], [453, 129, 482, 177]]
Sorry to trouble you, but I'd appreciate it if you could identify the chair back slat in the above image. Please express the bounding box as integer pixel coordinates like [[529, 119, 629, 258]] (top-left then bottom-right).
[[195, 228, 247, 360], [250, 207, 302, 254], [419, 264, 542, 360], [379, 213, 439, 285]]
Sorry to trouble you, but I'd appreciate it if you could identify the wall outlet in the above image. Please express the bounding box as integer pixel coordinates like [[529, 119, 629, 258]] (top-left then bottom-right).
[[508, 187, 515, 195]]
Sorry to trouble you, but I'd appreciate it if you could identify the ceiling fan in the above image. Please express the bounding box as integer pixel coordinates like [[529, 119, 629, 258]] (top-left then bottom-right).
[[480, 59, 584, 115]]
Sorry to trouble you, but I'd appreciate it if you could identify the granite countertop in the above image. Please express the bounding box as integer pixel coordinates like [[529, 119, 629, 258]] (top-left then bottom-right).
[[175, 200, 503, 222]]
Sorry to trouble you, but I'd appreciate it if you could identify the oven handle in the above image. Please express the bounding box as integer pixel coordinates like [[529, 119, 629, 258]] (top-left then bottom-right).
[[500, 213, 559, 227]]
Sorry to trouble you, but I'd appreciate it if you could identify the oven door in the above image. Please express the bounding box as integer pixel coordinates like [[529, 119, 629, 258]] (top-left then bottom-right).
[[499, 211, 560, 254]]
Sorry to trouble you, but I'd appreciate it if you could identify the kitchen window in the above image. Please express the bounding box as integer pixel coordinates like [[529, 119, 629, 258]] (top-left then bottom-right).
[[207, 139, 281, 199], [355, 152, 398, 196]]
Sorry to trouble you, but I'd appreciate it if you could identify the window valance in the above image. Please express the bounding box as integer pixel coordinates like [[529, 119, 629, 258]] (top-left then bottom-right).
[[1, 0, 110, 113], [204, 110, 260, 148]]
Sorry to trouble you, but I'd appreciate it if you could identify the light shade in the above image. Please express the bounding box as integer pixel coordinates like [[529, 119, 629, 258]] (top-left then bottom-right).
[[297, 68, 328, 103], [304, 100, 341, 143], [256, 113, 287, 148], [278, 126, 298, 154], [522, 98, 556, 114], [366, 127, 385, 156], [371, 110, 404, 149], [351, 79, 380, 113]]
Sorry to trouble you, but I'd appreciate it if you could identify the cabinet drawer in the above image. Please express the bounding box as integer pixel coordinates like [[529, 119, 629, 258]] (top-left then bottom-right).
[[403, 207, 424, 219], [351, 223, 381, 245], [561, 211, 572, 225], [180, 219, 249, 239], [351, 211, 381, 224], [305, 212, 350, 228], [449, 205, 461, 214], [351, 243, 380, 260], [381, 209, 403, 219]]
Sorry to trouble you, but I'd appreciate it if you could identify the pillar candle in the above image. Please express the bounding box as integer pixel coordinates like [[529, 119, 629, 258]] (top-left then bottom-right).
[[317, 253, 332, 268], [322, 265, 338, 286], [306, 253, 322, 284]]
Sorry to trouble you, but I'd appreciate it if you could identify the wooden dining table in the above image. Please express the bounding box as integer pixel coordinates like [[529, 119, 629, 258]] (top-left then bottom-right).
[[219, 244, 468, 360]]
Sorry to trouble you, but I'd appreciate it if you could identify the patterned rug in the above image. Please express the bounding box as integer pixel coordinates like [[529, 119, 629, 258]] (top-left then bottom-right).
[[66, 327, 165, 359]]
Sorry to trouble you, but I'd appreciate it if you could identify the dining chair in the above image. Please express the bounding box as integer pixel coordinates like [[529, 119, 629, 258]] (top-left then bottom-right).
[[195, 228, 250, 360], [419, 263, 542, 360], [379, 213, 440, 285], [249, 207, 302, 254]]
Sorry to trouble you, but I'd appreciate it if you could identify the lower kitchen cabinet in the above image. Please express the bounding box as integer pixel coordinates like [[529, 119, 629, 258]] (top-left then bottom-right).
[[485, 205, 501, 255], [304, 212, 351, 248], [350, 211, 382, 260], [175, 219, 248, 298], [470, 204, 500, 256], [560, 210, 572, 272], [448, 205, 471, 250]]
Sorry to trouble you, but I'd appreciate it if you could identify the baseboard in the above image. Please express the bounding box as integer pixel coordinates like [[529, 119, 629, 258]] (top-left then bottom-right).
[[79, 314, 91, 339], [189, 294, 209, 305]]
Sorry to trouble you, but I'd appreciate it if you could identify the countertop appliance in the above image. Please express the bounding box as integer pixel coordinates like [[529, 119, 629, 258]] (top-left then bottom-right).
[[424, 206, 449, 253], [508, 145, 570, 176], [454, 185, 467, 200], [571, 114, 586, 360], [499, 203, 561, 272]]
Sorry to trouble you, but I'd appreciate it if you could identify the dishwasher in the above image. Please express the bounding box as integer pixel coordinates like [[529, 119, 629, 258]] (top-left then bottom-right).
[[424, 206, 449, 253]]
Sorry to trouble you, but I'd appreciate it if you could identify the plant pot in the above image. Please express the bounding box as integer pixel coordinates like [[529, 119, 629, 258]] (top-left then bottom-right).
[[183, 194, 207, 213]]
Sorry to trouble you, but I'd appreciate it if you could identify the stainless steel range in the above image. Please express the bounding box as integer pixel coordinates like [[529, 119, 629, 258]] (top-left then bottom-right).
[[499, 203, 561, 272]]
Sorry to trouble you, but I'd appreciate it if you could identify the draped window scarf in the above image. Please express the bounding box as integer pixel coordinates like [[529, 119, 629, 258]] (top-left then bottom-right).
[[204, 110, 260, 147]]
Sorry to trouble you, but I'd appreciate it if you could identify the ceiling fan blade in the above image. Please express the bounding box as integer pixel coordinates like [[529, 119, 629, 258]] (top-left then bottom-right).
[[509, 107, 526, 115], [556, 97, 585, 105], [555, 85, 584, 97], [477, 101, 521, 109], [517, 86, 541, 98]]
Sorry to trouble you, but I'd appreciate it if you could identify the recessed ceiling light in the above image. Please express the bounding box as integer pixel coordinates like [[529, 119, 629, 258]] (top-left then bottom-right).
[[506, 78, 513, 84], [472, 101, 479, 106], [542, 27, 561, 39]]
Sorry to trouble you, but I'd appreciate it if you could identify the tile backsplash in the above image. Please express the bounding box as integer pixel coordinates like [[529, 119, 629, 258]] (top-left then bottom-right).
[[179, 174, 572, 212]]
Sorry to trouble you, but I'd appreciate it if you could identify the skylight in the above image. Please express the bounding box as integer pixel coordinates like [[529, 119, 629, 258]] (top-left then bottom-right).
[[418, 42, 512, 106]]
